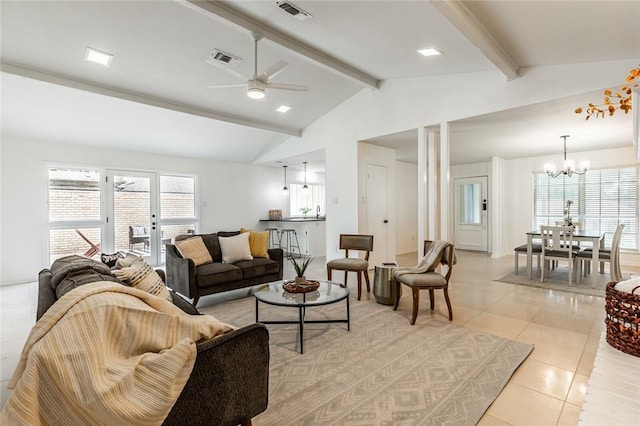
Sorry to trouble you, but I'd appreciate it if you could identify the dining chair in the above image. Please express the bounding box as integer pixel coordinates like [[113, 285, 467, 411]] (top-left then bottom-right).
[[513, 243, 541, 275], [576, 223, 625, 283], [326, 234, 374, 300], [540, 225, 580, 285]]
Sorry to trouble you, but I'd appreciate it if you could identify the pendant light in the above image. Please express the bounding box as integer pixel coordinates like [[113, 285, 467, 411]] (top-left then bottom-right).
[[543, 135, 590, 178], [302, 161, 308, 190], [282, 165, 288, 193]]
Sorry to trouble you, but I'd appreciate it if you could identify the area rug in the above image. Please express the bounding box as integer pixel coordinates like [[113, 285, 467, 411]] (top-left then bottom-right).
[[199, 288, 533, 425], [496, 266, 617, 297]]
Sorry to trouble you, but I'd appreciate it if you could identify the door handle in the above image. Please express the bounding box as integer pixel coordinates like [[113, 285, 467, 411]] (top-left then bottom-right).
[[383, 220, 388, 223]]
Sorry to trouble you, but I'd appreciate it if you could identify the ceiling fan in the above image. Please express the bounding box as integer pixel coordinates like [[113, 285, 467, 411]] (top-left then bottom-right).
[[208, 32, 308, 100]]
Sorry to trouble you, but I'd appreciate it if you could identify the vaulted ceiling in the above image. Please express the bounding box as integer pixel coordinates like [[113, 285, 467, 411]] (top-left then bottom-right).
[[1, 1, 639, 169]]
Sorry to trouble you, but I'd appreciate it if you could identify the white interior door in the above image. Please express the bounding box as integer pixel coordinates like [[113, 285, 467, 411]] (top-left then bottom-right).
[[106, 170, 160, 265], [366, 164, 389, 265], [454, 176, 488, 251]]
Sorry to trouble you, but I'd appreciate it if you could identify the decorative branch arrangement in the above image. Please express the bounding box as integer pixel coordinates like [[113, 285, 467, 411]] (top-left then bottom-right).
[[574, 65, 639, 120]]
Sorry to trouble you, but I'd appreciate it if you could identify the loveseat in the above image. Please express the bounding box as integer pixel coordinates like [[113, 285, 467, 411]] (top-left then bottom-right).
[[35, 256, 270, 426], [166, 231, 284, 307]]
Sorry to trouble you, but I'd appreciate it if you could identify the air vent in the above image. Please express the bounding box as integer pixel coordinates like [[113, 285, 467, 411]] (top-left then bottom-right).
[[274, 0, 312, 20], [206, 49, 242, 68]]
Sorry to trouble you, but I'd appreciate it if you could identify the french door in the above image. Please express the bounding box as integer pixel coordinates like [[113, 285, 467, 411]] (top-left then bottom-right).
[[106, 170, 161, 265]]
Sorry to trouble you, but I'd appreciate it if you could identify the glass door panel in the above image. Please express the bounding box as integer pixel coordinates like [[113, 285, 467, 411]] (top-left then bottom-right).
[[108, 170, 159, 265]]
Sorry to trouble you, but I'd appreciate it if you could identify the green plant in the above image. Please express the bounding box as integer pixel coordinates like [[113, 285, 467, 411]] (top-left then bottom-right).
[[290, 256, 313, 277], [299, 207, 312, 216]]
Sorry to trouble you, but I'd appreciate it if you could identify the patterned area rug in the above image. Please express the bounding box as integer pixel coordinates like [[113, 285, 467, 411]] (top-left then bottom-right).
[[200, 286, 533, 425], [496, 266, 616, 297]]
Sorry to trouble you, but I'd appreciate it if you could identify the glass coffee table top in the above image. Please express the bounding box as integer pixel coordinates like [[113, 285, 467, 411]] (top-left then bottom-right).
[[254, 280, 349, 307]]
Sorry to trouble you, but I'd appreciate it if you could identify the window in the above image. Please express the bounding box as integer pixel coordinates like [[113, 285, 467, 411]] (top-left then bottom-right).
[[289, 183, 325, 217], [533, 167, 639, 249], [48, 167, 103, 263]]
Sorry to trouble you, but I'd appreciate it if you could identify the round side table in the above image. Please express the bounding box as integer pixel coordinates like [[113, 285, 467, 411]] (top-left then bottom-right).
[[373, 263, 398, 305]]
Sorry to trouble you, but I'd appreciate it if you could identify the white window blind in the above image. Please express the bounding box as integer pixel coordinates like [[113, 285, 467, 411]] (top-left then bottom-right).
[[533, 167, 639, 249]]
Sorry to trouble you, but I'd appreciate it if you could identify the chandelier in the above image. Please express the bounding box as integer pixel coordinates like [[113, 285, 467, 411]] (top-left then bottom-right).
[[543, 135, 590, 178]]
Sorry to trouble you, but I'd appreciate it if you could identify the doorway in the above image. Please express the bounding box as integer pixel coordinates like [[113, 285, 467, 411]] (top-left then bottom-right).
[[454, 176, 488, 251]]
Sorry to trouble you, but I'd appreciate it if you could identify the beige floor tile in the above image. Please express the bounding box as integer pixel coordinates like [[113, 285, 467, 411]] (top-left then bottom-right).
[[466, 312, 529, 335], [583, 333, 601, 354], [515, 338, 583, 372], [519, 323, 588, 351], [566, 374, 589, 407], [484, 300, 541, 322], [532, 309, 594, 335], [477, 413, 513, 426], [557, 402, 581, 426], [576, 351, 596, 376], [510, 359, 574, 400], [487, 383, 563, 426]]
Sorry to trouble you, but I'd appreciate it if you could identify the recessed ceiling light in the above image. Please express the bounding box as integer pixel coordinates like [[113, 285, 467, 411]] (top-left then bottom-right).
[[276, 105, 291, 113], [417, 47, 442, 57], [85, 47, 113, 67]]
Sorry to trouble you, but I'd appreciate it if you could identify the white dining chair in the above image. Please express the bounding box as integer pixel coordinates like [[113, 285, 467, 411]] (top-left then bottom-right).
[[540, 225, 580, 286], [576, 223, 625, 283]]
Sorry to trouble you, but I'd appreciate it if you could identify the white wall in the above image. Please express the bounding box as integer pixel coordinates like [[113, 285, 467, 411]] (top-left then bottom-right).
[[395, 161, 417, 254], [255, 59, 638, 262], [0, 136, 283, 284]]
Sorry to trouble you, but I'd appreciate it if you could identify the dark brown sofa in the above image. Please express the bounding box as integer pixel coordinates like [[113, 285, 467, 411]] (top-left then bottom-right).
[[166, 231, 284, 307], [37, 257, 269, 426]]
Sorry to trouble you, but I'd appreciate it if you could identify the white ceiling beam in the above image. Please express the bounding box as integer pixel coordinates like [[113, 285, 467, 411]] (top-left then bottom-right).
[[184, 0, 380, 90], [430, 0, 520, 80], [1, 62, 301, 137]]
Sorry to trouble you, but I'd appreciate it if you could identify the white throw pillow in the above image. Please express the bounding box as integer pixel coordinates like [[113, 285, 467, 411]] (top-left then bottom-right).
[[219, 232, 253, 263], [614, 276, 640, 294]]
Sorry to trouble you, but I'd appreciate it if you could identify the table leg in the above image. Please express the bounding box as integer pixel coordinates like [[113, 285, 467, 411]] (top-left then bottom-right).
[[527, 234, 533, 279], [346, 295, 350, 331], [299, 306, 304, 354]]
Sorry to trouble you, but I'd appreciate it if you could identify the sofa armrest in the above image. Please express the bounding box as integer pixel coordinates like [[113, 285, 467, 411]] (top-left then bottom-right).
[[267, 248, 284, 280], [37, 269, 56, 321], [165, 244, 197, 300], [164, 323, 270, 426]]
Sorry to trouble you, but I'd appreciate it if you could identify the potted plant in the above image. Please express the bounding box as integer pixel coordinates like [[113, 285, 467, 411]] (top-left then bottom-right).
[[299, 207, 312, 217], [290, 256, 313, 284]]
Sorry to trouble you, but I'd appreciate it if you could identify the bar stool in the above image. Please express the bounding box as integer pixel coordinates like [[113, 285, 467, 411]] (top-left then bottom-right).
[[264, 227, 280, 249], [279, 228, 301, 259]]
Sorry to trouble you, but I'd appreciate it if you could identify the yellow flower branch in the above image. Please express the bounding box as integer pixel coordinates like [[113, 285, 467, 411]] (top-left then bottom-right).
[[574, 65, 639, 120]]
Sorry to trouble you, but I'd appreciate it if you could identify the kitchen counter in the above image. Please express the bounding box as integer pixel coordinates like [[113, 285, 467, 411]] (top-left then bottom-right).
[[259, 217, 325, 222]]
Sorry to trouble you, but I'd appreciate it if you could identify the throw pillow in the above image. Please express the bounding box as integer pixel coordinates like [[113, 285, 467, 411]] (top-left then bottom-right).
[[241, 228, 270, 259], [101, 251, 125, 268], [219, 232, 253, 263], [112, 256, 172, 302], [174, 236, 213, 266]]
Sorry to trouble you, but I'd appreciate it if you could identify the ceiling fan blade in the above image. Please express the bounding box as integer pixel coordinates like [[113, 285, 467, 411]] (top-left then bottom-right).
[[259, 60, 288, 81], [266, 82, 309, 92], [207, 83, 246, 90]]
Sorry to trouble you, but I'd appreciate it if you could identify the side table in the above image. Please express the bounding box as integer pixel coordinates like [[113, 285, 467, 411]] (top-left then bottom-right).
[[373, 263, 398, 305]]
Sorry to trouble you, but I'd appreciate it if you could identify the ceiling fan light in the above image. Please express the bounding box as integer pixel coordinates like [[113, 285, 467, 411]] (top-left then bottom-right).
[[247, 87, 265, 99]]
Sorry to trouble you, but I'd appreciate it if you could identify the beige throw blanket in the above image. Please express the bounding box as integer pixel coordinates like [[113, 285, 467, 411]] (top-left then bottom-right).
[[1, 282, 234, 426], [394, 240, 453, 277]]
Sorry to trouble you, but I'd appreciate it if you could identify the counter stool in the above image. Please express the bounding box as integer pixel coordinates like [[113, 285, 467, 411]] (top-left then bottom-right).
[[279, 228, 301, 259], [264, 227, 280, 249]]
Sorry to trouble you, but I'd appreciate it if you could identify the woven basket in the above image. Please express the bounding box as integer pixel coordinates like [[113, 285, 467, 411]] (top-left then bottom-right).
[[605, 281, 640, 357]]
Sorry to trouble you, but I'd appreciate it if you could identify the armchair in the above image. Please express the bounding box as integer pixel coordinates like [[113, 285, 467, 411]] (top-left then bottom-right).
[[393, 240, 455, 325]]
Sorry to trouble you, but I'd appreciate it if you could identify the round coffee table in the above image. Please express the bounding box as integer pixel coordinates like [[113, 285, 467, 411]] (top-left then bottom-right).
[[254, 280, 350, 354]]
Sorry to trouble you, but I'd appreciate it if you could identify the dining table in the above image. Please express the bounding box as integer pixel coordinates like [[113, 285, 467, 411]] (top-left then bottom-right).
[[526, 229, 605, 286]]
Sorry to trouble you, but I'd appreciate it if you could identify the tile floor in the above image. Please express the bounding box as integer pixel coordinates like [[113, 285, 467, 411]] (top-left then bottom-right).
[[1, 250, 637, 424]]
